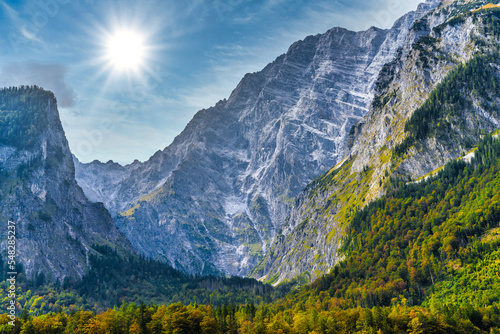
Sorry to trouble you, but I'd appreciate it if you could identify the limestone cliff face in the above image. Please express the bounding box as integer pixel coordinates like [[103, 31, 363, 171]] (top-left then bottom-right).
[[74, 4, 425, 276], [0, 87, 132, 281], [252, 0, 500, 284]]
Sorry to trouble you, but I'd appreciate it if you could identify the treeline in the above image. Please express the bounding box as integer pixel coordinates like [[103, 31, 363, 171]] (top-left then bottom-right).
[[0, 86, 55, 149], [2, 300, 500, 333], [0, 245, 293, 316]]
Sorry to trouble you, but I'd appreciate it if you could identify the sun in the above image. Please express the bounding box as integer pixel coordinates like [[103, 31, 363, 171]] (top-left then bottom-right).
[[90, 17, 161, 84], [105, 30, 145, 71]]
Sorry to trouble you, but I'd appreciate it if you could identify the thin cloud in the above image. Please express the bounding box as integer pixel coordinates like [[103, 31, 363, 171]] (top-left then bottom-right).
[[1, 0, 44, 44], [0, 62, 77, 108], [1, 1, 20, 23], [20, 27, 42, 43]]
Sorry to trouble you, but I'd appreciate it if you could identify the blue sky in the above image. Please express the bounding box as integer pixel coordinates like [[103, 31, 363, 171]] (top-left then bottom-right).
[[0, 0, 424, 164]]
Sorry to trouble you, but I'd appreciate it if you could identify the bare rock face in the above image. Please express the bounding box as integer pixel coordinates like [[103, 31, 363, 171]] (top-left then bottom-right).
[[0, 87, 132, 281], [252, 0, 500, 284], [74, 3, 430, 276]]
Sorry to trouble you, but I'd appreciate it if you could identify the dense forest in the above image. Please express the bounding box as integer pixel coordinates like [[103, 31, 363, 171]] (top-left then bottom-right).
[[1, 301, 500, 334], [0, 244, 294, 316], [314, 134, 500, 308]]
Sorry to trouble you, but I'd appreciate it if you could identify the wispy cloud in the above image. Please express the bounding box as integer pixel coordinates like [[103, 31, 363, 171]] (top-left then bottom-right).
[[1, 0, 44, 45], [20, 27, 43, 43], [1, 1, 19, 23]]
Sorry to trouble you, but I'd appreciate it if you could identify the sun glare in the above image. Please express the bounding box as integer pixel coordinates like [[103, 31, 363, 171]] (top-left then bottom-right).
[[90, 13, 162, 85], [106, 30, 146, 71]]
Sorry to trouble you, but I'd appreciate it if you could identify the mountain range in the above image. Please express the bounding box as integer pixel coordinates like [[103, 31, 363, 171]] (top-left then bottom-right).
[[251, 0, 500, 284]]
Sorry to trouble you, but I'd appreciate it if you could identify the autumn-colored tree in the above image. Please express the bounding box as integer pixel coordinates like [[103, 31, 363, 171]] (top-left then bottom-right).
[[266, 313, 292, 334], [29, 313, 64, 334], [200, 316, 218, 334], [129, 320, 141, 334]]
